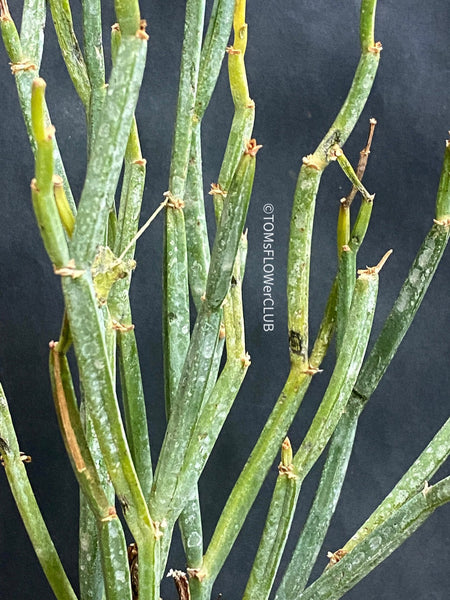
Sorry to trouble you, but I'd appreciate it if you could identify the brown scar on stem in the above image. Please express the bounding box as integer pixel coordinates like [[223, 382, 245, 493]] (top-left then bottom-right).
[[302, 154, 321, 170], [245, 138, 262, 156], [278, 462, 298, 479], [111, 22, 120, 33], [44, 125, 56, 140], [54, 259, 85, 279], [112, 319, 135, 333], [187, 567, 207, 582], [368, 41, 383, 54], [100, 506, 118, 522], [30, 177, 40, 193], [163, 190, 185, 210], [226, 45, 241, 55], [433, 218, 450, 227], [219, 322, 226, 339], [241, 352, 251, 368], [133, 158, 147, 166], [357, 249, 393, 276], [50, 341, 87, 473], [136, 20, 149, 41], [209, 183, 227, 197], [52, 174, 64, 187], [303, 365, 323, 376], [10, 61, 37, 74], [327, 548, 348, 566]]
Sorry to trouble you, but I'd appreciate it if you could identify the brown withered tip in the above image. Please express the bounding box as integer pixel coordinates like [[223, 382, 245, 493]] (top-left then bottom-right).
[[0, 0, 11, 20], [245, 139, 262, 156], [52, 174, 63, 187], [357, 248, 393, 277]]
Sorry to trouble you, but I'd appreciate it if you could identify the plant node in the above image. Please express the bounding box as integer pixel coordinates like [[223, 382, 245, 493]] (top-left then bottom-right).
[[10, 61, 36, 74], [53, 259, 85, 279], [368, 41, 383, 54], [327, 548, 348, 566], [163, 190, 185, 209]]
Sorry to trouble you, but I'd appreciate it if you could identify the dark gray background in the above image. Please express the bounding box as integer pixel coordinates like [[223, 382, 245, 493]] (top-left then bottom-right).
[[0, 1, 449, 598]]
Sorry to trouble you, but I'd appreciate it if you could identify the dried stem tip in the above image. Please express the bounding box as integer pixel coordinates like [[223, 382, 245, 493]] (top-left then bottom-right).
[[0, 0, 10, 19], [357, 249, 393, 277], [245, 139, 262, 156]]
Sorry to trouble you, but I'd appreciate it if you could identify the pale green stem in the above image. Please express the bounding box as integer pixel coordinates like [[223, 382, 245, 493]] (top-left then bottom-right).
[[0, 385, 78, 600]]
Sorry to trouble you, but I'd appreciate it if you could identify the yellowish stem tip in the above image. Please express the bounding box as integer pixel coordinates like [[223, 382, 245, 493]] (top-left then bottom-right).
[[32, 77, 46, 91]]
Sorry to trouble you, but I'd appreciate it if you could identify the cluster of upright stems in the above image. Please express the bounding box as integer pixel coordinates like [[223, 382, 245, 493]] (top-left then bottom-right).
[[0, 1, 449, 599]]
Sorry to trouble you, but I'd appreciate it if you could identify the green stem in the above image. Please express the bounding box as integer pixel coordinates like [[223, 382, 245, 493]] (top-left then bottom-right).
[[152, 146, 257, 557], [243, 441, 301, 600], [114, 0, 141, 37], [169, 0, 206, 199], [163, 0, 205, 435], [109, 129, 152, 501], [49, 346, 132, 600], [48, 0, 91, 107], [31, 78, 69, 268], [278, 144, 450, 599], [179, 489, 204, 569], [61, 272, 158, 599], [184, 121, 210, 308], [0, 2, 76, 212], [195, 0, 235, 120], [288, 0, 380, 367], [296, 476, 450, 600], [355, 223, 450, 402], [275, 397, 360, 599], [215, 0, 255, 211], [70, 34, 148, 268], [197, 370, 312, 594], [336, 245, 355, 354], [163, 237, 249, 530], [0, 384, 78, 600], [342, 416, 450, 556], [435, 140, 450, 220], [20, 0, 46, 69], [82, 0, 106, 151]]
